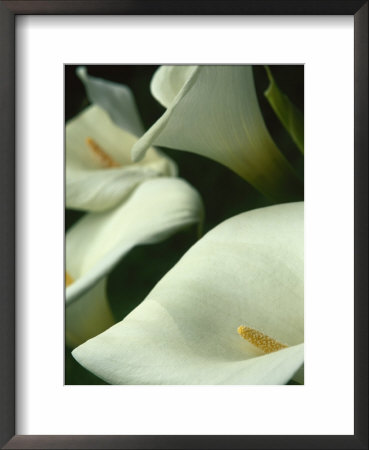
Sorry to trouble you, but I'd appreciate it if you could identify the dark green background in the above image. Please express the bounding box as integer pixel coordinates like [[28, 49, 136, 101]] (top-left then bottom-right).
[[65, 65, 304, 384]]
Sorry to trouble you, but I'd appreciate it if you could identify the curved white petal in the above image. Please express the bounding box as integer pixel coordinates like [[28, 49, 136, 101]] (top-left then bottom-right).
[[66, 277, 114, 348], [66, 105, 177, 211], [132, 66, 302, 201], [76, 66, 144, 137], [66, 177, 204, 305], [73, 202, 304, 384], [151, 65, 198, 108]]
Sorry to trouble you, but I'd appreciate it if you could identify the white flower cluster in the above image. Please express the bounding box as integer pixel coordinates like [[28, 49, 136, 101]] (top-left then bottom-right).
[[66, 66, 304, 385]]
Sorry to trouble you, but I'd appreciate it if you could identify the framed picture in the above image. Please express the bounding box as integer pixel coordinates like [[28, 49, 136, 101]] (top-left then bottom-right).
[[1, 1, 367, 448]]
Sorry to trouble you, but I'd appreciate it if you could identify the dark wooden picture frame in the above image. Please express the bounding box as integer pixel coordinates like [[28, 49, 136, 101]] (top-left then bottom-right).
[[1, 1, 367, 448]]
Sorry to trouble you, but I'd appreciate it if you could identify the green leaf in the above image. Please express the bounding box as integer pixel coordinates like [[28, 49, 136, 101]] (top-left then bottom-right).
[[264, 66, 304, 153]]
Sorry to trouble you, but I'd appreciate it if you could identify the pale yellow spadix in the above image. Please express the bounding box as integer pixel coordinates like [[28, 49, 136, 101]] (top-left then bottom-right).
[[237, 326, 288, 354]]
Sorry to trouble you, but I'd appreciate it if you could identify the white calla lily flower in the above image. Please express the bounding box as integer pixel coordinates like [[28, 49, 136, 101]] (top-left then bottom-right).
[[73, 202, 304, 384], [66, 68, 177, 212], [66, 177, 204, 348], [130, 65, 302, 202]]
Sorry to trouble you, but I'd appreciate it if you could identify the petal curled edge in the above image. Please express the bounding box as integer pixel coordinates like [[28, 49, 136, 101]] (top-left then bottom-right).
[[66, 177, 204, 305], [132, 66, 303, 202], [151, 66, 198, 108], [77, 66, 144, 137], [73, 202, 304, 384], [66, 105, 177, 211]]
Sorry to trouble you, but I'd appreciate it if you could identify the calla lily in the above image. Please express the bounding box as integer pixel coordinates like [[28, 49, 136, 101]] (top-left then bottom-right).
[[66, 177, 204, 348], [129, 65, 303, 202], [72, 202, 304, 384], [66, 68, 177, 212]]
